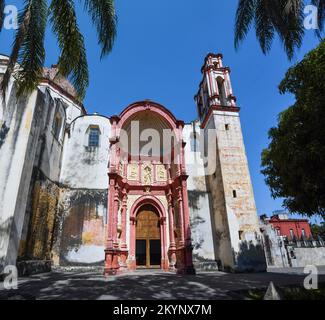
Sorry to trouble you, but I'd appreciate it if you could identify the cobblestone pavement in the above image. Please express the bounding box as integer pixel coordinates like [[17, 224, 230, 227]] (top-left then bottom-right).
[[1, 269, 325, 300]]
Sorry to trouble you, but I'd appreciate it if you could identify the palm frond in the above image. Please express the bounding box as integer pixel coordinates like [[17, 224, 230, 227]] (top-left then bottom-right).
[[235, 0, 256, 49], [254, 0, 275, 54], [284, 0, 302, 16], [1, 0, 34, 98], [15, 0, 47, 96], [273, 0, 304, 60], [235, 0, 313, 60], [49, 0, 89, 100], [0, 0, 5, 32], [84, 0, 117, 58]]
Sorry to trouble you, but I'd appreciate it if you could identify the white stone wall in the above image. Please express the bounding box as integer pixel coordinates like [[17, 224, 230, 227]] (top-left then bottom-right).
[[0, 83, 77, 270], [183, 122, 216, 264], [0, 55, 85, 271], [261, 223, 290, 268], [59, 115, 111, 189], [0, 89, 40, 271], [292, 247, 325, 267]]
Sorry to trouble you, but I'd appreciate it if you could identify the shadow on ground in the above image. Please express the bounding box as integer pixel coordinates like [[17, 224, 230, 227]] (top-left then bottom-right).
[[1, 270, 325, 300]]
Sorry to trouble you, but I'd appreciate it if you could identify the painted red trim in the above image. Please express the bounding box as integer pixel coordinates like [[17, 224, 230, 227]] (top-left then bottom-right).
[[130, 195, 166, 219], [118, 101, 181, 130]]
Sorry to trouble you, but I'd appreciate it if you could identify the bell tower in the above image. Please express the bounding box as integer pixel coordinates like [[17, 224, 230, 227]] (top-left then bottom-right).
[[195, 53, 238, 123], [195, 53, 266, 272]]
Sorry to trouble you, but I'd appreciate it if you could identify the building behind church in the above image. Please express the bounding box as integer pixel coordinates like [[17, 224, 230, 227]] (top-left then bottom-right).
[[0, 53, 267, 276], [260, 213, 325, 269]]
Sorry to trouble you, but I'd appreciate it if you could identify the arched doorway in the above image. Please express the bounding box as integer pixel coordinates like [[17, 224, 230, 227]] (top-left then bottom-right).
[[136, 205, 162, 269]]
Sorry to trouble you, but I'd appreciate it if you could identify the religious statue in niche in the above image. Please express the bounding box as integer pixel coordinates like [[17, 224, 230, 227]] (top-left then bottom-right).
[[143, 165, 152, 185], [128, 164, 138, 181]]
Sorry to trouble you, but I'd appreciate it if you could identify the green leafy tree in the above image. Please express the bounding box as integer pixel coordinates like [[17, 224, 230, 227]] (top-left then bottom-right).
[[261, 40, 325, 217], [0, 0, 117, 100], [311, 222, 325, 238], [235, 0, 324, 60]]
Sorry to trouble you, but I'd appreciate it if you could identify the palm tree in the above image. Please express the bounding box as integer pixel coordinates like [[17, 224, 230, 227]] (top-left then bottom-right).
[[235, 0, 324, 60], [0, 0, 117, 100]]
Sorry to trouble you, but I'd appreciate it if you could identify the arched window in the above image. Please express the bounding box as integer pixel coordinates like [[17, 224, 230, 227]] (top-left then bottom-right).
[[217, 77, 227, 106], [88, 127, 100, 147]]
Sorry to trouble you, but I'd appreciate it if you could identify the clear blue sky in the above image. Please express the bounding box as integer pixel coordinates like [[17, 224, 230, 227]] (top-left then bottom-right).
[[0, 1, 322, 223]]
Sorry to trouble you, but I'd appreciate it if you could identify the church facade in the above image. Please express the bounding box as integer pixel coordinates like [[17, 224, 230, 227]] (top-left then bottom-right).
[[0, 53, 266, 276]]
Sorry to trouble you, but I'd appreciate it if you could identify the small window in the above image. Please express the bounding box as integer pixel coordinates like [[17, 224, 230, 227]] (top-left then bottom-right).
[[233, 190, 237, 198], [225, 124, 230, 131], [276, 228, 281, 236], [88, 128, 100, 147], [289, 229, 294, 239], [53, 114, 62, 140]]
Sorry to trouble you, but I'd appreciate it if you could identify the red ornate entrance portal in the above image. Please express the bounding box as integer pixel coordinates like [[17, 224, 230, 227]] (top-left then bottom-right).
[[104, 101, 195, 275]]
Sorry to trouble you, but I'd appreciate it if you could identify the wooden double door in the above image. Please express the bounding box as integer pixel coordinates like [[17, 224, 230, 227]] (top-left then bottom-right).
[[136, 206, 162, 268]]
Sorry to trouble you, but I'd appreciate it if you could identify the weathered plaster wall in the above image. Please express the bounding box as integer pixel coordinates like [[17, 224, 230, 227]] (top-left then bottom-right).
[[19, 171, 60, 261], [36, 91, 67, 182], [183, 122, 217, 268], [0, 87, 45, 273], [53, 188, 108, 266], [59, 115, 111, 189], [52, 115, 111, 266], [17, 86, 81, 263], [0, 57, 84, 273]]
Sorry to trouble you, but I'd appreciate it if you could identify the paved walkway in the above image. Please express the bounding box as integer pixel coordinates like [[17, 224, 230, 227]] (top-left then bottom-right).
[[1, 269, 325, 300]]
